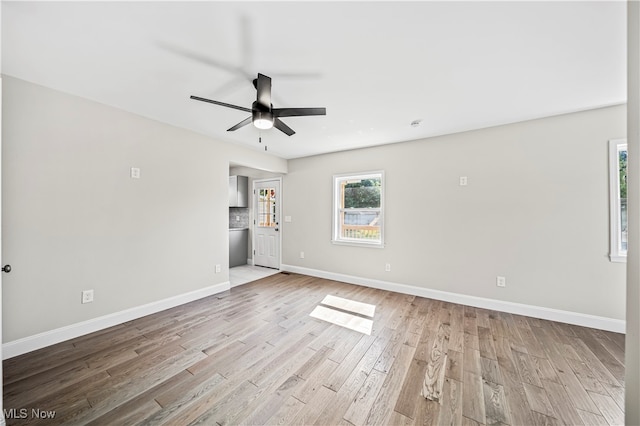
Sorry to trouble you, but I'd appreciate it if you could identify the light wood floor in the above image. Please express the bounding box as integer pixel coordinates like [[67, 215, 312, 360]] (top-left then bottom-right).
[[3, 273, 626, 425]]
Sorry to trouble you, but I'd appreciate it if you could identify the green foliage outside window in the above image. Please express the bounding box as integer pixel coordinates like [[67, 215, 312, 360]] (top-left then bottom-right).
[[344, 179, 381, 208], [620, 149, 627, 199]]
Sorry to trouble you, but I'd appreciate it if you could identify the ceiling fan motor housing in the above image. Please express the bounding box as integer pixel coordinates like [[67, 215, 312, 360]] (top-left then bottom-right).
[[252, 102, 274, 129]]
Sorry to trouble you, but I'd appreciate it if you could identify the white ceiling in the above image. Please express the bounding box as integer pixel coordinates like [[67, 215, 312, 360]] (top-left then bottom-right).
[[2, 1, 626, 159]]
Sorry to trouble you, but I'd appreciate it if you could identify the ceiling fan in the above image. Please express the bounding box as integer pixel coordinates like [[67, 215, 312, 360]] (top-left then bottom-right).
[[191, 73, 326, 136]]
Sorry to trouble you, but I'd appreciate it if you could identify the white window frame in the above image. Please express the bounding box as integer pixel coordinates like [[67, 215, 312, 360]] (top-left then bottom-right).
[[609, 138, 627, 262], [332, 171, 385, 248]]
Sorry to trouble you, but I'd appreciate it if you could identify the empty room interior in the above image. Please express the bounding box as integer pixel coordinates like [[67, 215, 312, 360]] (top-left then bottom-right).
[[1, 1, 639, 425]]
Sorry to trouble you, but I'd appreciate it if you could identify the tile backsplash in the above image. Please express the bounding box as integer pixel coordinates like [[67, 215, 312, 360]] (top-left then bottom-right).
[[229, 207, 250, 228]]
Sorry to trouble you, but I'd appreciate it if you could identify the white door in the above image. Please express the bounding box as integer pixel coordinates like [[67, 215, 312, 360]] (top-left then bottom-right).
[[254, 179, 281, 269], [1, 77, 6, 426]]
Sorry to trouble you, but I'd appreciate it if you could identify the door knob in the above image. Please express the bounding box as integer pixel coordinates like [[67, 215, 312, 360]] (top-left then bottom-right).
[[2, 265, 11, 273]]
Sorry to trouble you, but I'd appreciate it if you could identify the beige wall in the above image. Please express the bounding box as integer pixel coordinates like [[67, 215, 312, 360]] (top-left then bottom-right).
[[1, 76, 286, 342], [627, 0, 639, 421], [283, 105, 626, 321]]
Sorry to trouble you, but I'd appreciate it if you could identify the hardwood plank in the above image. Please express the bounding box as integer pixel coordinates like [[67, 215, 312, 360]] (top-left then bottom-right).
[[461, 415, 483, 426], [288, 385, 336, 425], [511, 349, 542, 387], [262, 395, 305, 426], [294, 345, 334, 381], [463, 349, 481, 375], [394, 357, 428, 419], [531, 355, 560, 383], [87, 399, 162, 426], [483, 379, 510, 425], [601, 382, 625, 412], [235, 374, 302, 425], [577, 408, 609, 425], [570, 329, 625, 385], [147, 372, 227, 424], [342, 368, 387, 425], [187, 379, 262, 425], [445, 349, 463, 382], [597, 335, 626, 365], [529, 410, 564, 426], [313, 367, 369, 425], [531, 326, 602, 414], [422, 323, 450, 401], [569, 335, 623, 387], [542, 379, 587, 426], [365, 343, 415, 425], [522, 383, 555, 417], [324, 334, 383, 392], [464, 332, 480, 351], [292, 357, 339, 404], [477, 326, 497, 360], [436, 378, 463, 426], [588, 391, 625, 426], [565, 356, 608, 394], [517, 326, 546, 358], [494, 336, 535, 426], [479, 356, 503, 385], [413, 397, 441, 426], [388, 410, 414, 425], [462, 371, 485, 424]]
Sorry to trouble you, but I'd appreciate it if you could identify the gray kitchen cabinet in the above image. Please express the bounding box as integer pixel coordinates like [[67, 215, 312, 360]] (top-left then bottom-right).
[[229, 175, 249, 207], [229, 228, 249, 267]]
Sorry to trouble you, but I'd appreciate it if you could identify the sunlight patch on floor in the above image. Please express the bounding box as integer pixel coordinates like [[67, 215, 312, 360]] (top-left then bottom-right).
[[310, 295, 376, 335], [320, 294, 376, 318]]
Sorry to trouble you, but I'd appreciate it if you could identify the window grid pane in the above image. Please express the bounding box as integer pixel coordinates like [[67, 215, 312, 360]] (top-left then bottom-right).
[[339, 209, 381, 241], [619, 147, 627, 252], [258, 187, 277, 228]]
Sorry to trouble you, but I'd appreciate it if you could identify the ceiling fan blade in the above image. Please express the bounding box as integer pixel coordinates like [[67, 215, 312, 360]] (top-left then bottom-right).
[[274, 118, 295, 136], [256, 73, 272, 109], [272, 107, 326, 117], [190, 96, 252, 113], [227, 116, 253, 132]]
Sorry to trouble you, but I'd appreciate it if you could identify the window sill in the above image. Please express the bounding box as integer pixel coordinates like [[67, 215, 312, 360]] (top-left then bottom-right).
[[609, 254, 627, 263], [331, 239, 385, 249]]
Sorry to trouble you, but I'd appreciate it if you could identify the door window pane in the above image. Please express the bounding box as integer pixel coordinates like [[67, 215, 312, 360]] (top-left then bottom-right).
[[258, 188, 277, 227]]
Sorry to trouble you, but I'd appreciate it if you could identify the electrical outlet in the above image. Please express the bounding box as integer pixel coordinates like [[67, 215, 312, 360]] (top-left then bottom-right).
[[81, 289, 94, 304], [300, 251, 305, 259], [496, 276, 506, 287], [215, 264, 221, 273], [459, 176, 468, 186], [385, 263, 391, 272], [130, 167, 141, 179]]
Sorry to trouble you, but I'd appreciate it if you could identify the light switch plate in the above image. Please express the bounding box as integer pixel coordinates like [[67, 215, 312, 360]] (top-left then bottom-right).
[[285, 216, 292, 223]]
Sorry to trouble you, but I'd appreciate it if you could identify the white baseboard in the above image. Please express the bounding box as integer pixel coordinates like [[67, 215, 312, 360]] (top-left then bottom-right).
[[281, 264, 625, 334], [2, 281, 230, 360]]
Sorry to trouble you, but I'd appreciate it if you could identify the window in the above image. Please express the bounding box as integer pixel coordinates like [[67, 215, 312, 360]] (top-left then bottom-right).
[[332, 171, 384, 247], [257, 187, 277, 228], [609, 139, 627, 262]]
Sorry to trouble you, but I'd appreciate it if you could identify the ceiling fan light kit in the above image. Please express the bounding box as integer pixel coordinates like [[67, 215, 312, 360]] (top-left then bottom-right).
[[253, 110, 274, 130], [191, 73, 326, 137]]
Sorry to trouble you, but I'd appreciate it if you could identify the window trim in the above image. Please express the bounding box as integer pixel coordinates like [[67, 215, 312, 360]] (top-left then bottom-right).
[[609, 138, 627, 263], [332, 171, 385, 248]]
